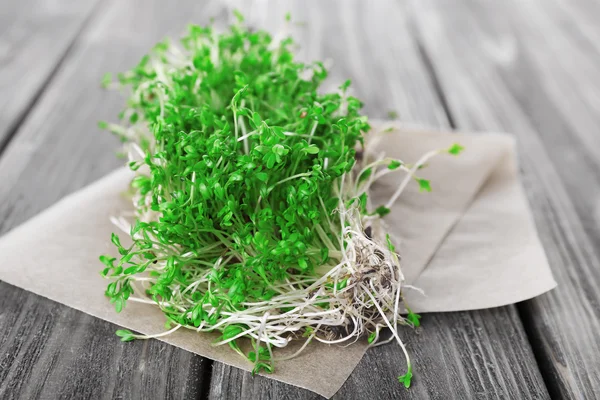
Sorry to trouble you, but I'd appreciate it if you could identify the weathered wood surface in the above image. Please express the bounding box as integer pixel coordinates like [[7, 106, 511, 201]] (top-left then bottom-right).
[[0, 0, 598, 399], [408, 0, 600, 398], [0, 0, 100, 152]]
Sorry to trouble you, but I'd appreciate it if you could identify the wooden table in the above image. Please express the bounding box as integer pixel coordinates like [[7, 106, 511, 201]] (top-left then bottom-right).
[[1, 1, 599, 398]]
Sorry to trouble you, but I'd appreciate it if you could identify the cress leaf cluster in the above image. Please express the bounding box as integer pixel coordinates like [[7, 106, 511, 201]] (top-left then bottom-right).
[[101, 20, 367, 306], [99, 14, 463, 383]]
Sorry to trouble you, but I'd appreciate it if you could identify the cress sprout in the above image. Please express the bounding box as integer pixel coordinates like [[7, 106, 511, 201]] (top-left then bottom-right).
[[100, 13, 462, 386]]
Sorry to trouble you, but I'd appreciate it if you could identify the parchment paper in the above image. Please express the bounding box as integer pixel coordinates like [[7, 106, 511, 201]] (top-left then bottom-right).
[[369, 127, 557, 311], [0, 126, 556, 398]]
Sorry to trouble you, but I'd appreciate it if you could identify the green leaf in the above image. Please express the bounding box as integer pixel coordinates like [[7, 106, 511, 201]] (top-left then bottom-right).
[[106, 282, 117, 296], [407, 308, 421, 327], [252, 362, 273, 375], [305, 144, 320, 154], [116, 329, 135, 342], [397, 369, 413, 389], [336, 278, 348, 290], [101, 73, 112, 88], [256, 172, 268, 182], [387, 160, 402, 170], [448, 143, 464, 155], [252, 112, 262, 128], [387, 110, 399, 119], [375, 206, 390, 217], [265, 153, 277, 169], [320, 247, 329, 263], [114, 297, 124, 313], [228, 172, 244, 184], [297, 258, 308, 271], [358, 168, 372, 184], [368, 331, 377, 344], [386, 233, 396, 253], [111, 233, 125, 253], [99, 255, 116, 268], [272, 144, 288, 156], [231, 85, 248, 110], [358, 193, 368, 212], [417, 179, 431, 192], [233, 9, 245, 22], [124, 265, 138, 275], [223, 325, 244, 340], [184, 145, 197, 154]]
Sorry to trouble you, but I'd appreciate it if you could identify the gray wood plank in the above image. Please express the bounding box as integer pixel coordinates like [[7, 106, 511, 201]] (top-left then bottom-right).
[[208, 1, 549, 399], [0, 0, 231, 398], [408, 0, 600, 398], [0, 0, 100, 152], [0, 284, 209, 399]]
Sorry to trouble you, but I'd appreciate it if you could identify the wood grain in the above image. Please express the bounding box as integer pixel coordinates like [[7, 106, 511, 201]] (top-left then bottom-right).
[[0, 0, 100, 152], [408, 0, 600, 398], [0, 284, 209, 399], [208, 1, 549, 399], [0, 0, 232, 398]]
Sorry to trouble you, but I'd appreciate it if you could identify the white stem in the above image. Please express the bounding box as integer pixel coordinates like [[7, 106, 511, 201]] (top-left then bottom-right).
[[385, 149, 441, 209]]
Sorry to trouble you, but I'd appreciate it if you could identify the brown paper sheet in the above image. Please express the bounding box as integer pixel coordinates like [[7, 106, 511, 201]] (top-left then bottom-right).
[[369, 127, 557, 312], [0, 127, 556, 398]]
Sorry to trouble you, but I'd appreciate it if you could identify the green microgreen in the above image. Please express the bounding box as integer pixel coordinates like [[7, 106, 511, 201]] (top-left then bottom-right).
[[99, 13, 461, 386], [405, 305, 422, 328], [398, 364, 413, 388], [387, 160, 402, 170], [417, 178, 432, 193], [115, 329, 135, 342], [448, 143, 464, 155], [101, 73, 113, 89], [368, 331, 377, 344], [374, 205, 391, 217]]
